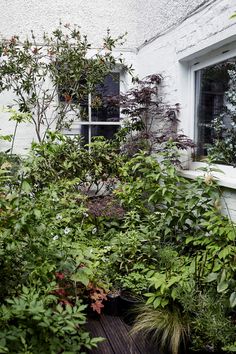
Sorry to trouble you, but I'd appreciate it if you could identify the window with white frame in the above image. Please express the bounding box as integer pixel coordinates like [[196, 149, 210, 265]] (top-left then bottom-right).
[[60, 72, 121, 144], [192, 49, 236, 167]]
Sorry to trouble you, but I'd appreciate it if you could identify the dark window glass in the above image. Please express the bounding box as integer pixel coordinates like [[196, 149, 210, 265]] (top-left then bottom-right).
[[91, 125, 119, 140], [91, 73, 120, 122], [60, 73, 120, 143], [195, 57, 236, 159]]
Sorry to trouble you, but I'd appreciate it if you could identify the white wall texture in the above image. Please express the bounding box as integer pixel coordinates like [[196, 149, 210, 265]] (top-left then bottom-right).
[[0, 0, 209, 49], [0, 0, 138, 49], [0, 0, 236, 216]]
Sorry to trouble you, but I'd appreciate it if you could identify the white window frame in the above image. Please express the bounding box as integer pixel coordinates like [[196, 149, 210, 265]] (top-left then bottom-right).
[[180, 42, 236, 188], [62, 69, 128, 144]]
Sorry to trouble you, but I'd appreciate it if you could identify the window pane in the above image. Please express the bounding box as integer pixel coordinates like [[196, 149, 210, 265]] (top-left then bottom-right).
[[195, 57, 236, 161], [91, 73, 120, 122], [91, 125, 119, 140]]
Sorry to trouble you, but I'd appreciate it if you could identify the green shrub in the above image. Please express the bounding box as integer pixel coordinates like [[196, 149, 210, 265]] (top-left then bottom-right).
[[0, 286, 103, 354]]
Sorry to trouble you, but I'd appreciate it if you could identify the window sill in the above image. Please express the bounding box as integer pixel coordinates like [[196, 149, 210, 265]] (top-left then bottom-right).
[[179, 162, 236, 190]]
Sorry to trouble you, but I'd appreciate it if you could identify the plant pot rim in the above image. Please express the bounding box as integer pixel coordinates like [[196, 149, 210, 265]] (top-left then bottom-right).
[[120, 290, 143, 302]]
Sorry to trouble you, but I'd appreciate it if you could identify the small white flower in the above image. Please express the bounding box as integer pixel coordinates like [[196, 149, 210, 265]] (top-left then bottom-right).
[[83, 212, 89, 218], [52, 198, 59, 202], [56, 214, 62, 220], [92, 227, 97, 235], [64, 227, 70, 234], [53, 235, 59, 240]]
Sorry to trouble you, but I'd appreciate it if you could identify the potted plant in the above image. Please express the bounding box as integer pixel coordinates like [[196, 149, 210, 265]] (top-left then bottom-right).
[[116, 270, 148, 324]]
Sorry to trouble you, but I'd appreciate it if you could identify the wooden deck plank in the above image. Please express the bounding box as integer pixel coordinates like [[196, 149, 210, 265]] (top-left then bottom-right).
[[86, 318, 114, 354], [100, 315, 141, 354], [122, 321, 148, 354]]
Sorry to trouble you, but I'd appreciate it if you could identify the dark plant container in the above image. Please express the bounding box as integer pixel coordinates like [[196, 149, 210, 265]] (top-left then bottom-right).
[[119, 290, 143, 325], [86, 304, 101, 320], [104, 290, 120, 316]]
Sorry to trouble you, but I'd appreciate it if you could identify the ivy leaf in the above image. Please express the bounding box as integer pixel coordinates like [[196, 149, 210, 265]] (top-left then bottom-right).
[[146, 296, 155, 305]]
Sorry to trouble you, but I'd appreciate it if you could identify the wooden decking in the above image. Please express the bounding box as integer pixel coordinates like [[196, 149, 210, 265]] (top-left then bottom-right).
[[86, 314, 152, 354]]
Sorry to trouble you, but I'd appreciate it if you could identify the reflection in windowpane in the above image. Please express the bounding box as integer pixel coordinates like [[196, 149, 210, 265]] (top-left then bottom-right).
[[195, 58, 236, 158], [91, 125, 119, 140], [91, 73, 120, 122]]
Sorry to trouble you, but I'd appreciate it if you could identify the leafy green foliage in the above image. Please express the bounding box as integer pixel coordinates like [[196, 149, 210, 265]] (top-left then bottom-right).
[[0, 102, 236, 353], [0, 286, 103, 354]]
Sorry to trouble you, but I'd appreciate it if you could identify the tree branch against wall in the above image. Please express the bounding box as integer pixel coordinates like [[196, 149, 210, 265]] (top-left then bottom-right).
[[0, 23, 131, 143]]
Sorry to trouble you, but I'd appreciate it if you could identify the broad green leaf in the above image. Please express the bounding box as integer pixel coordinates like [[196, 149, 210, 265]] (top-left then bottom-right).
[[34, 209, 41, 219], [21, 180, 32, 193], [71, 272, 89, 287], [153, 297, 161, 309], [227, 230, 236, 241], [230, 292, 236, 308], [205, 272, 218, 283], [218, 246, 233, 260], [146, 296, 155, 305], [217, 279, 229, 293]]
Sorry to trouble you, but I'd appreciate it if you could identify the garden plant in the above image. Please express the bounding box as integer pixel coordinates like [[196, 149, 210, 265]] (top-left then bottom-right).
[[0, 24, 236, 354]]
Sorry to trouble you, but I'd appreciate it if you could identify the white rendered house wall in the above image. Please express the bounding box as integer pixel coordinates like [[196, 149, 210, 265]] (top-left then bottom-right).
[[137, 0, 236, 219], [0, 0, 209, 49]]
